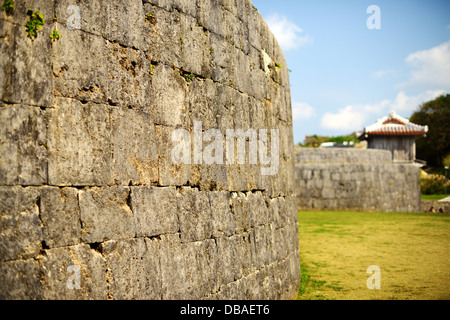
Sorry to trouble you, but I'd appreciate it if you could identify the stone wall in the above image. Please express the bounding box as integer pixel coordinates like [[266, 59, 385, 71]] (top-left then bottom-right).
[[0, 0, 300, 299], [295, 148, 421, 212], [420, 200, 450, 213]]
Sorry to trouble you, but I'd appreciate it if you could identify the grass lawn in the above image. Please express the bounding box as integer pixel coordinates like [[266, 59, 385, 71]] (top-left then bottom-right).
[[296, 210, 450, 300], [421, 194, 450, 201]]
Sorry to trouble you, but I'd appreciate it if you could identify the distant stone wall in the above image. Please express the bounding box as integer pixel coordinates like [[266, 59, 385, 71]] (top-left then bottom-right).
[[295, 148, 421, 212], [0, 0, 300, 299], [420, 200, 450, 213]]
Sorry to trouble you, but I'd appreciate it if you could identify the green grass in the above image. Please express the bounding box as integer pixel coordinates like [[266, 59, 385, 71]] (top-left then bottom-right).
[[296, 210, 450, 300], [421, 194, 449, 201]]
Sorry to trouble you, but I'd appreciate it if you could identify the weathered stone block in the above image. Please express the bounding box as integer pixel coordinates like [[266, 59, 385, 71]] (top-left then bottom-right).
[[150, 64, 189, 127], [209, 191, 235, 238], [180, 13, 214, 79], [111, 107, 158, 185], [0, 105, 47, 185], [156, 125, 192, 186], [79, 187, 135, 243], [0, 259, 42, 299], [0, 7, 53, 107], [230, 192, 250, 233], [159, 233, 188, 299], [48, 98, 113, 186], [52, 25, 153, 109], [247, 191, 269, 227], [177, 187, 213, 242], [39, 244, 107, 299], [0, 187, 42, 262], [188, 78, 219, 130], [132, 186, 178, 237], [40, 187, 81, 248], [182, 239, 218, 299], [101, 238, 161, 299], [142, 3, 182, 67]]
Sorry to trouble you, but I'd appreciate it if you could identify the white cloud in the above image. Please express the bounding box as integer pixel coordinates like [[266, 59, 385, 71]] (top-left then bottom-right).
[[265, 14, 311, 51], [372, 69, 397, 79], [320, 100, 390, 132], [292, 102, 315, 121], [391, 90, 446, 113], [399, 40, 450, 89], [321, 106, 367, 132], [320, 90, 447, 133]]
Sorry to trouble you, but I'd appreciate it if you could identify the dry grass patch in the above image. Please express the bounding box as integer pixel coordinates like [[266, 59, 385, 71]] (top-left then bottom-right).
[[296, 210, 450, 300]]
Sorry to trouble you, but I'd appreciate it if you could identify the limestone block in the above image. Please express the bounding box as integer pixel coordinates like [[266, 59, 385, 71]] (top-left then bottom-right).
[[159, 233, 188, 299], [101, 238, 161, 299], [52, 28, 108, 104], [54, 0, 106, 38], [253, 224, 274, 269], [39, 244, 107, 299], [197, 0, 226, 38], [0, 187, 42, 262], [173, 0, 199, 17], [247, 191, 269, 227], [150, 64, 189, 127], [276, 196, 288, 229], [188, 78, 219, 130], [156, 125, 191, 186], [272, 227, 288, 262], [180, 13, 214, 79], [131, 186, 178, 237], [210, 32, 233, 84], [268, 197, 281, 230], [55, 0, 148, 50], [208, 191, 235, 238], [177, 187, 213, 243], [233, 230, 256, 277], [182, 239, 217, 299], [215, 236, 239, 286], [196, 164, 229, 192], [0, 259, 42, 299], [0, 104, 48, 185], [105, 41, 153, 109], [79, 187, 135, 243], [40, 187, 81, 248], [285, 195, 298, 227], [48, 98, 113, 186], [104, 0, 148, 50], [215, 83, 237, 131], [230, 192, 251, 233], [0, 6, 53, 107], [111, 107, 158, 186], [142, 3, 182, 67], [52, 25, 153, 109]]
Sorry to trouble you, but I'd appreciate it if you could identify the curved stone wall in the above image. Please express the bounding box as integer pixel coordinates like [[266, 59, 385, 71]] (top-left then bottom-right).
[[295, 148, 421, 212], [0, 0, 300, 299]]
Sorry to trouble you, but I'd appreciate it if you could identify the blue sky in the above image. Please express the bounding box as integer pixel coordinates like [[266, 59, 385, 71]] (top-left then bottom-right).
[[251, 0, 450, 144]]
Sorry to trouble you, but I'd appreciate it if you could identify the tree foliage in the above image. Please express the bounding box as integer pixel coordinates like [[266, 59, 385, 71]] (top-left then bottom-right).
[[300, 133, 358, 148], [410, 94, 450, 170]]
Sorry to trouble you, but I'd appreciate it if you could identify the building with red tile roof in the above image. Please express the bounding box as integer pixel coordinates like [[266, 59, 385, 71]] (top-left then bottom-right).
[[358, 110, 428, 163]]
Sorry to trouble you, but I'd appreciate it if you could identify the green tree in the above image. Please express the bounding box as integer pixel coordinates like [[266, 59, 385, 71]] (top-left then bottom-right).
[[410, 94, 450, 169]]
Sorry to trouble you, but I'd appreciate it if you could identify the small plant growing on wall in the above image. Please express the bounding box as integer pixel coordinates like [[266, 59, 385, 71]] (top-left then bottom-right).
[[25, 9, 45, 39], [50, 29, 62, 40], [1, 0, 14, 15], [145, 13, 156, 25]]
